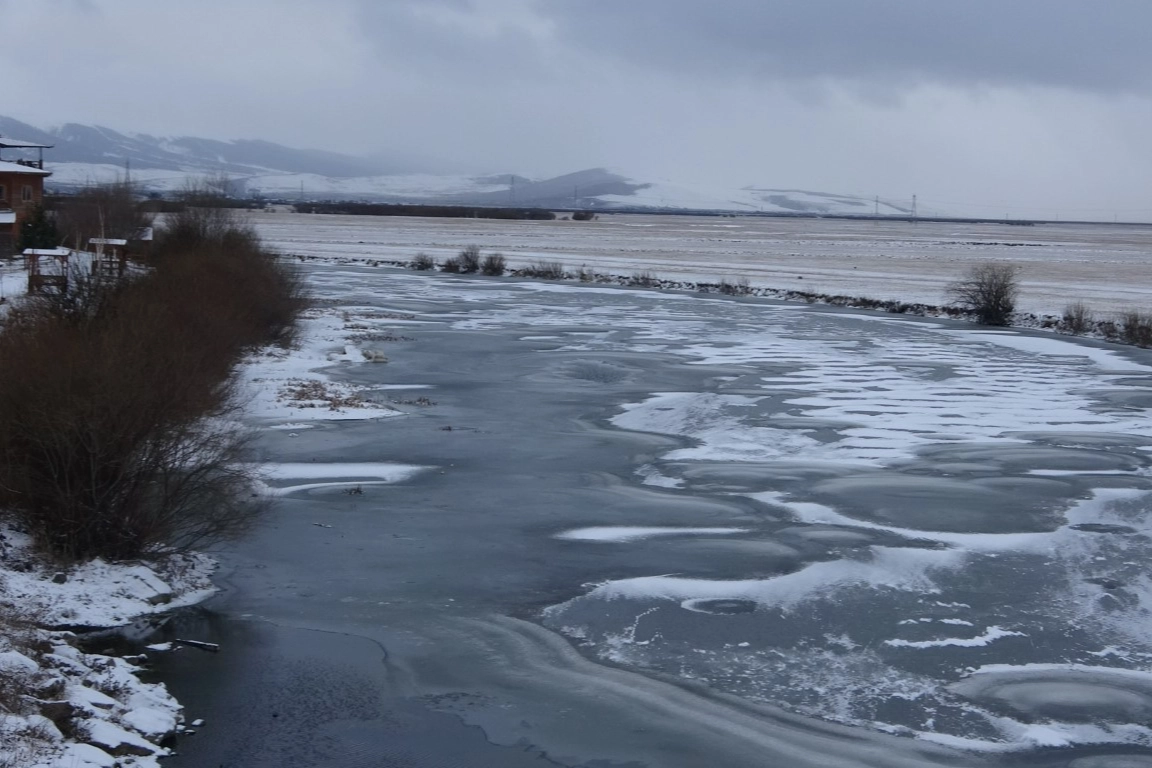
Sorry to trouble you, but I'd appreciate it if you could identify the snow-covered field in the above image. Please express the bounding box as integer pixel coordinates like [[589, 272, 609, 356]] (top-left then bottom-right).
[[249, 211, 1152, 317]]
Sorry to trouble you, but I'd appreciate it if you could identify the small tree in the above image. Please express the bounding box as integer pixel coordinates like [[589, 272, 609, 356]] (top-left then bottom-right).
[[946, 262, 1020, 326], [53, 181, 152, 249], [15, 204, 59, 252]]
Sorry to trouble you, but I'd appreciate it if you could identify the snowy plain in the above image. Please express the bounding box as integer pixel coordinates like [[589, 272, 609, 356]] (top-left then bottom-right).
[[250, 210, 1152, 317]]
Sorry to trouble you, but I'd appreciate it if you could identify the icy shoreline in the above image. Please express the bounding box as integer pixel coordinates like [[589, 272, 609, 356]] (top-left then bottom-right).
[[0, 524, 216, 768], [0, 295, 414, 767]]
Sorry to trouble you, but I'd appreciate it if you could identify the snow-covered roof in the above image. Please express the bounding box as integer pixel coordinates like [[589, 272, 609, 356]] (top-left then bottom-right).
[[0, 211, 14, 224], [90, 238, 128, 246], [0, 137, 52, 149], [0, 159, 51, 176], [23, 247, 71, 257]]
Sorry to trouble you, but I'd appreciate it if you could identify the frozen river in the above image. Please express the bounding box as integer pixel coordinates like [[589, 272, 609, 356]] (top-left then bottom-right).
[[155, 228, 1152, 766], [250, 211, 1152, 316]]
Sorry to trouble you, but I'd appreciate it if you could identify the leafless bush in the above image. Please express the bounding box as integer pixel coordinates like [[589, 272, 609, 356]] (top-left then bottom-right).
[[440, 256, 462, 273], [1120, 310, 1152, 347], [52, 181, 152, 251], [520, 260, 565, 279], [155, 203, 307, 349], [945, 262, 1020, 326], [0, 298, 266, 560], [718, 276, 752, 296], [628, 271, 659, 287], [576, 265, 595, 282], [1062, 301, 1094, 335], [410, 252, 435, 270], [480, 253, 506, 276], [0, 211, 301, 561], [458, 245, 481, 274], [155, 185, 256, 258]]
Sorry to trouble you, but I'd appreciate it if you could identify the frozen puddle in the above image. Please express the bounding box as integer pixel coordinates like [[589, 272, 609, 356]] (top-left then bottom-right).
[[259, 462, 429, 495]]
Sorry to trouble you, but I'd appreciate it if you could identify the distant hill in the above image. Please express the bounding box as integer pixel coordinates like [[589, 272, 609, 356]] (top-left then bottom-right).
[[0, 115, 413, 178], [1, 116, 923, 216]]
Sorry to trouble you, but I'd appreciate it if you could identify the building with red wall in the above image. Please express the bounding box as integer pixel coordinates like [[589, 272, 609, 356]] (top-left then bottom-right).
[[0, 137, 53, 255]]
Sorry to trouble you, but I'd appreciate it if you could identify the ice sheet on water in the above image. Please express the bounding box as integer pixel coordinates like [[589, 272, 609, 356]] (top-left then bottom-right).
[[258, 462, 429, 495], [555, 527, 749, 542], [288, 260, 1152, 749]]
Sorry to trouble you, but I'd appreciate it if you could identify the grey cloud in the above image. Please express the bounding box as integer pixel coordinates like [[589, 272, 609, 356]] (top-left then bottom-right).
[[349, 0, 553, 82], [541, 0, 1152, 93]]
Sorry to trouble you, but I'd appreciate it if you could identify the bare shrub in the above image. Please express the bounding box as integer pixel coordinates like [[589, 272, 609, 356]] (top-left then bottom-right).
[[52, 181, 152, 251], [1062, 301, 1094, 335], [480, 253, 506, 276], [440, 256, 462, 273], [458, 245, 481, 274], [520, 260, 565, 279], [0, 206, 302, 562], [576, 265, 595, 282], [410, 252, 435, 271], [0, 293, 266, 560], [718, 276, 752, 296], [1120, 310, 1152, 347], [628, 271, 658, 287], [945, 262, 1020, 326]]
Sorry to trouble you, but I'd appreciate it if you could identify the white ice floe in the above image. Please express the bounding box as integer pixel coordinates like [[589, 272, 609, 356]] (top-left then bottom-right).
[[555, 527, 749, 542], [258, 461, 429, 496], [547, 545, 966, 614], [935, 329, 1152, 373], [883, 626, 1026, 649]]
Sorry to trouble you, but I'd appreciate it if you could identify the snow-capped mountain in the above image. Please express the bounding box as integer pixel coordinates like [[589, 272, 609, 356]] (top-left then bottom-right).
[[2, 115, 919, 216]]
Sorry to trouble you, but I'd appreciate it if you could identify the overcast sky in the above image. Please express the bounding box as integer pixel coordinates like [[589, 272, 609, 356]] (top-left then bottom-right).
[[2, 0, 1151, 219]]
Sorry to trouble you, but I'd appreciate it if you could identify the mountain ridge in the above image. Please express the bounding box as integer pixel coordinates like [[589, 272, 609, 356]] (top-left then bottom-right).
[[1, 115, 917, 216]]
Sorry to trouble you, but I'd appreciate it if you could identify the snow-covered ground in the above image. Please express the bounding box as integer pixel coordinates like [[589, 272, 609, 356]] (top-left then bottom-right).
[[598, 179, 913, 215], [0, 527, 215, 768], [248, 211, 1152, 318]]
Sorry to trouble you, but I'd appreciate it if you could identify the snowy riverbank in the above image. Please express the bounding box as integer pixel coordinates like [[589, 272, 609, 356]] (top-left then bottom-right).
[[0, 525, 215, 768], [0, 294, 414, 766]]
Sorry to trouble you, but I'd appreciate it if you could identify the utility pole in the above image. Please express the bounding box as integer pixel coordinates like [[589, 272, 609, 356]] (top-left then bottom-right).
[[874, 195, 879, 217], [911, 194, 918, 224], [509, 175, 515, 205]]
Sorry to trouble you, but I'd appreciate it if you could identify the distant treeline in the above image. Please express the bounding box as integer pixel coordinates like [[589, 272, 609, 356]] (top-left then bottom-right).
[[43, 195, 259, 214], [295, 202, 557, 220]]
